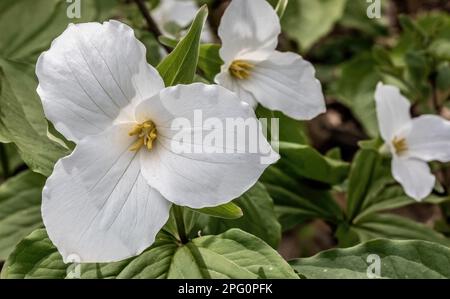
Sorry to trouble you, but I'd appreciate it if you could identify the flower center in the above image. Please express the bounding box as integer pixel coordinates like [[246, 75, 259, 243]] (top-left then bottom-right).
[[392, 136, 408, 155], [128, 120, 157, 151], [229, 60, 253, 79]]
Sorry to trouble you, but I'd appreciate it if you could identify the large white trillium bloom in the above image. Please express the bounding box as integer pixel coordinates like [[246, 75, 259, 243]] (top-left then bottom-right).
[[375, 83, 450, 201], [36, 20, 278, 263], [214, 0, 325, 120]]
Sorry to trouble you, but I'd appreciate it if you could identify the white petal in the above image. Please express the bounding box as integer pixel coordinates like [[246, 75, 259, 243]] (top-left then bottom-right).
[[218, 0, 280, 63], [239, 51, 325, 120], [403, 115, 450, 162], [152, 0, 199, 28], [392, 156, 435, 201], [215, 71, 258, 108], [42, 124, 171, 263], [375, 82, 412, 142], [36, 20, 164, 142], [135, 83, 279, 208]]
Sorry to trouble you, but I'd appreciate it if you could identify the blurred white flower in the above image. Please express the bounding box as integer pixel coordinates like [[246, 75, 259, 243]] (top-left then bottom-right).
[[375, 82, 450, 201], [36, 20, 277, 263], [215, 0, 325, 120], [152, 0, 214, 42]]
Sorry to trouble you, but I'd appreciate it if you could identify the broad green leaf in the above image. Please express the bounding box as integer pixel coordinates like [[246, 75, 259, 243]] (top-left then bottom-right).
[[201, 183, 282, 248], [354, 187, 449, 223], [282, 0, 347, 52], [197, 43, 222, 81], [291, 238, 450, 279], [346, 149, 382, 220], [0, 143, 23, 179], [167, 229, 297, 278], [261, 166, 343, 229], [265, 182, 343, 229], [0, 0, 117, 175], [0, 60, 70, 176], [157, 6, 208, 86], [345, 148, 448, 223], [0, 0, 117, 63], [192, 202, 243, 220], [159, 36, 222, 82], [0, 171, 45, 260], [1, 229, 297, 279], [338, 214, 450, 247], [332, 53, 381, 137], [277, 142, 349, 185], [256, 106, 309, 144]]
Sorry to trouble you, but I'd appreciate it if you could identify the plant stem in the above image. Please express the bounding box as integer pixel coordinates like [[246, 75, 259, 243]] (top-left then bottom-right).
[[0, 143, 9, 179], [173, 205, 188, 244], [133, 0, 171, 53]]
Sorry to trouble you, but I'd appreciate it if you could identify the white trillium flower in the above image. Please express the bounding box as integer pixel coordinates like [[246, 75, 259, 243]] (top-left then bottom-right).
[[375, 82, 450, 201], [36, 20, 278, 263], [214, 0, 326, 120], [152, 0, 214, 42]]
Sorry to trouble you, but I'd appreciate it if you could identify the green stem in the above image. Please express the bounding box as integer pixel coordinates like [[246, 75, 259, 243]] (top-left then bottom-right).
[[0, 144, 9, 179], [173, 205, 188, 244]]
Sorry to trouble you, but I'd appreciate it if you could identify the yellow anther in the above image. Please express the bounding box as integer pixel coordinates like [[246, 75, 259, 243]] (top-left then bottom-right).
[[229, 60, 253, 79], [128, 120, 157, 152], [392, 136, 408, 155]]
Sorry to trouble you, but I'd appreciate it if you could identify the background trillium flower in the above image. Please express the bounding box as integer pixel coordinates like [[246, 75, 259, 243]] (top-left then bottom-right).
[[152, 0, 214, 42], [214, 0, 325, 120], [36, 20, 278, 263], [375, 82, 450, 201]]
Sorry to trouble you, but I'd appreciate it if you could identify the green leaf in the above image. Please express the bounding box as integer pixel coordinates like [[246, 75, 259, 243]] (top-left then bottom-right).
[[0, 0, 117, 63], [156, 6, 208, 86], [261, 166, 344, 229], [345, 148, 448, 224], [0, 143, 23, 179], [429, 39, 450, 61], [282, 0, 347, 52], [277, 142, 350, 185], [159, 36, 223, 82], [275, 0, 289, 19], [1, 229, 297, 279], [291, 238, 450, 279], [265, 183, 343, 229], [167, 229, 296, 278], [192, 202, 243, 220], [201, 183, 282, 248], [197, 43, 223, 81], [0, 0, 117, 175], [256, 106, 309, 144], [0, 60, 70, 176], [332, 53, 381, 137], [348, 214, 450, 246], [346, 149, 382, 221], [354, 187, 449, 223], [0, 171, 45, 260]]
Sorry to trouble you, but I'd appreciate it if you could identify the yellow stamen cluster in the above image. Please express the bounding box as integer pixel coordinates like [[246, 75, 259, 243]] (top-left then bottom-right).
[[392, 136, 408, 155], [229, 60, 253, 79], [128, 120, 157, 151]]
